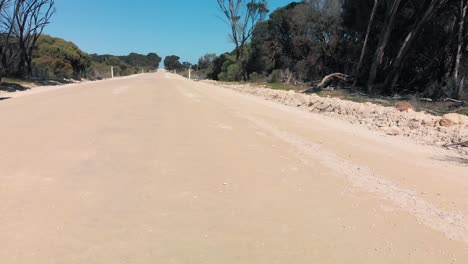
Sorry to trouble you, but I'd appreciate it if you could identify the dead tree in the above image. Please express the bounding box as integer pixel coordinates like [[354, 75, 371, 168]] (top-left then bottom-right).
[[216, 0, 268, 81], [0, 0, 12, 83], [7, 0, 55, 77], [216, 0, 268, 61]]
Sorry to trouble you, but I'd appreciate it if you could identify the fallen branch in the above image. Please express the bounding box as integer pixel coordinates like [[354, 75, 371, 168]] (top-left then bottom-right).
[[303, 73, 352, 93], [444, 98, 466, 104], [418, 97, 433, 102], [317, 73, 351, 88], [444, 140, 468, 148]]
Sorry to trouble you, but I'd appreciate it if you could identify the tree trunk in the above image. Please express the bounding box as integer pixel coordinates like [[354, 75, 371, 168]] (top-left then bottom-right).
[[384, 0, 446, 92], [367, 0, 402, 92], [459, 75, 465, 98], [353, 0, 379, 88], [235, 42, 241, 61], [455, 0, 468, 99]]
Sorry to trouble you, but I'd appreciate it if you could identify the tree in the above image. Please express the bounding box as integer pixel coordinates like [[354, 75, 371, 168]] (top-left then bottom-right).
[[198, 53, 217, 70], [353, 0, 380, 88], [164, 55, 183, 71], [208, 0, 467, 98], [0, 0, 13, 82], [248, 1, 345, 81], [216, 0, 269, 77], [455, 0, 468, 98], [383, 0, 449, 92], [7, 0, 55, 77], [32, 35, 90, 79], [146, 53, 162, 69], [367, 0, 402, 91], [344, 0, 464, 96], [120, 52, 148, 67], [208, 53, 230, 80], [216, 0, 269, 60], [182, 61, 192, 69]]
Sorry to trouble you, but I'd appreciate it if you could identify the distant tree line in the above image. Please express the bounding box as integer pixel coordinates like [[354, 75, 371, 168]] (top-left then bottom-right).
[[0, 0, 55, 82], [205, 0, 468, 99], [1, 1, 162, 82], [86, 52, 161, 79], [16, 34, 162, 80], [163, 55, 193, 71]]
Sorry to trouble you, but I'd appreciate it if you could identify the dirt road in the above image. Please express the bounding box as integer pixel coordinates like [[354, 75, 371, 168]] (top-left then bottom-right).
[[1, 72, 467, 263]]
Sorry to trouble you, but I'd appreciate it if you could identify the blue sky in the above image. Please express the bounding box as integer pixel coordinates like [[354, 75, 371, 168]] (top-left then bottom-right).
[[44, 0, 295, 64]]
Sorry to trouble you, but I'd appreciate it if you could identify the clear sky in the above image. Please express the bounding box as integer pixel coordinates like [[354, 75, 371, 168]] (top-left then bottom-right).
[[44, 0, 295, 64]]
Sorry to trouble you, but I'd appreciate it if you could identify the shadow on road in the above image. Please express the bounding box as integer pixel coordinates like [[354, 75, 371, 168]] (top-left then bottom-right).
[[433, 155, 468, 166], [0, 79, 76, 94], [0, 82, 30, 92]]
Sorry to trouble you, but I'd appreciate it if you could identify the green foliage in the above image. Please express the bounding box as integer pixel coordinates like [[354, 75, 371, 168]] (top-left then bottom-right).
[[218, 72, 228, 81], [120, 52, 161, 68], [32, 35, 90, 79], [206, 52, 239, 81], [198, 53, 217, 71], [182, 61, 192, 69], [226, 64, 241, 81], [208, 0, 468, 99], [249, 72, 266, 82], [164, 55, 183, 71], [31, 35, 161, 80], [249, 1, 347, 82], [268, 69, 282, 83]]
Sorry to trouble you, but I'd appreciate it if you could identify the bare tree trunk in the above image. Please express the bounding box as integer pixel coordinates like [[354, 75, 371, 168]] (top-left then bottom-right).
[[367, 0, 402, 92], [455, 0, 468, 98], [353, 0, 379, 88], [217, 0, 267, 63], [384, 0, 447, 91], [460, 75, 465, 98]]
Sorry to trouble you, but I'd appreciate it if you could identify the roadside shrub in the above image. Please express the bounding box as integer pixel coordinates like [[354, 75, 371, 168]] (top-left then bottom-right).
[[32, 57, 74, 79], [227, 64, 241, 82], [268, 69, 282, 83], [218, 72, 228, 81], [249, 72, 267, 82]]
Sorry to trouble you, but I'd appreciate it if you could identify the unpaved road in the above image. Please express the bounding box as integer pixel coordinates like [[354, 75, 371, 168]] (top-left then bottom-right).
[[1, 72, 467, 263]]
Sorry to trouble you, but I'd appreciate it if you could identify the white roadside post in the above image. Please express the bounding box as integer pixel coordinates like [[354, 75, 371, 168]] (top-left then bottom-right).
[[188, 68, 191, 80], [111, 66, 114, 78]]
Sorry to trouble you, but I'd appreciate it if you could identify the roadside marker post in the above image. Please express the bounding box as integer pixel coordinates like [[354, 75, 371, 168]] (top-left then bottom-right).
[[111, 67, 114, 78]]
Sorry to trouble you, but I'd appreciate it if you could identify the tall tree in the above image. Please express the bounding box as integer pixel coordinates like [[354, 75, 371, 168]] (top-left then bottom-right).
[[353, 0, 379, 88], [383, 0, 449, 91], [198, 53, 217, 70], [7, 0, 55, 77], [216, 0, 269, 61], [367, 0, 402, 92], [454, 0, 467, 98], [164, 55, 183, 71], [146, 53, 162, 69], [0, 0, 12, 82]]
